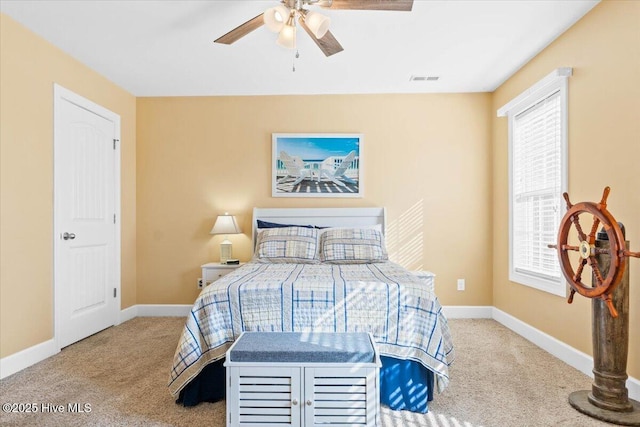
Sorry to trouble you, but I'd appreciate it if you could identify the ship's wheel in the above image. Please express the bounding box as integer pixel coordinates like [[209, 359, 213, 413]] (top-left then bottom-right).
[[550, 187, 640, 317]]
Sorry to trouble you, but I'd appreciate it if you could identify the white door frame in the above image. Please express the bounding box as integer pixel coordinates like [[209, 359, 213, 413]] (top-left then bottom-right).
[[53, 83, 122, 351]]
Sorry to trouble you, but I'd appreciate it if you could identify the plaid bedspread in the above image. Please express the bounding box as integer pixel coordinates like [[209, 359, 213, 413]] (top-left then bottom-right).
[[168, 262, 455, 396]]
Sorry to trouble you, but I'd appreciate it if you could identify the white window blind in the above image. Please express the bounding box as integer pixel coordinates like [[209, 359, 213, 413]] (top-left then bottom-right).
[[500, 68, 570, 297], [512, 90, 562, 282]]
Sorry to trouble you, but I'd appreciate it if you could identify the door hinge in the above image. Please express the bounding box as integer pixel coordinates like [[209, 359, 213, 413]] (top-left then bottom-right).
[[113, 288, 117, 298], [113, 214, 116, 224], [113, 139, 119, 150]]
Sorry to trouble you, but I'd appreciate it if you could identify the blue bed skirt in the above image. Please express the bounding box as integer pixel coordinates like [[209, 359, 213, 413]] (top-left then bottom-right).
[[177, 355, 434, 413], [379, 356, 434, 412]]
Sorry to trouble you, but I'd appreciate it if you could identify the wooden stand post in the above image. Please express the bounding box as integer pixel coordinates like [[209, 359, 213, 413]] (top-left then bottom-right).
[[568, 239, 640, 426]]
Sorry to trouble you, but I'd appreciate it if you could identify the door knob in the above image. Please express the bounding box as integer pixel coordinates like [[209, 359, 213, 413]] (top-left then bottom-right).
[[62, 232, 76, 240]]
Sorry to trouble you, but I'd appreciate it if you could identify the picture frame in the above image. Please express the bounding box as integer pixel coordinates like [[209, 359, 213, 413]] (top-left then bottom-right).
[[272, 133, 363, 198]]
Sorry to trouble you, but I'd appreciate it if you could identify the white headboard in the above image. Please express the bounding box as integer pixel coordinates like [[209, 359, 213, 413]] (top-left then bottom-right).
[[252, 207, 386, 247]]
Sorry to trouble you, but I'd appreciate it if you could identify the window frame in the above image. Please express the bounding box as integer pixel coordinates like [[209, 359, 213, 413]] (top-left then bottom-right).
[[500, 68, 571, 297]]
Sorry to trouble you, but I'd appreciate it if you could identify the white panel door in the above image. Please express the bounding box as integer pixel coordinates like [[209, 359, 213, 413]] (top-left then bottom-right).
[[54, 86, 119, 348]]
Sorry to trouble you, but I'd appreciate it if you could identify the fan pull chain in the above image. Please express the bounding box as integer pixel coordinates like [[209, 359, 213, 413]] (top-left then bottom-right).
[[292, 50, 300, 72]]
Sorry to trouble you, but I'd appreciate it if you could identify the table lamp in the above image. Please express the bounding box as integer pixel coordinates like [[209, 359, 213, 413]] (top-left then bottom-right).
[[210, 213, 242, 264]]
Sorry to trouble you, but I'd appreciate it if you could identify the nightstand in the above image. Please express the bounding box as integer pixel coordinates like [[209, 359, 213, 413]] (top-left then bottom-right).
[[201, 262, 244, 286]]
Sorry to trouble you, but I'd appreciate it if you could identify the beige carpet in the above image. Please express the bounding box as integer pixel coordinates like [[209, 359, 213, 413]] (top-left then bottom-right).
[[0, 317, 612, 426]]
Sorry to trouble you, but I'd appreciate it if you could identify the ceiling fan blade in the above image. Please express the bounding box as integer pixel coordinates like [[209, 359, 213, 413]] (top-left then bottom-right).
[[319, 0, 413, 11], [299, 20, 344, 57], [214, 14, 264, 45]]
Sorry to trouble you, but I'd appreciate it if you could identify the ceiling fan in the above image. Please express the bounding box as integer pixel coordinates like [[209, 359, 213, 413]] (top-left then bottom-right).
[[214, 0, 414, 57]]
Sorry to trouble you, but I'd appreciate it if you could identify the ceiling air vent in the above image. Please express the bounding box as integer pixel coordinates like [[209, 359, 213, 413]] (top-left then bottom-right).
[[410, 75, 439, 82]]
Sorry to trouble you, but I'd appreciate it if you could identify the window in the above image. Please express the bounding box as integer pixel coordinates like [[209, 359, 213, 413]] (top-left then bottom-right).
[[498, 68, 571, 296]]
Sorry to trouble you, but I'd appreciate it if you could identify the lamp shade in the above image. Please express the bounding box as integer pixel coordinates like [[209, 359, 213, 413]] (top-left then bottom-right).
[[277, 23, 296, 49], [264, 5, 289, 32], [304, 11, 330, 39], [210, 213, 242, 235]]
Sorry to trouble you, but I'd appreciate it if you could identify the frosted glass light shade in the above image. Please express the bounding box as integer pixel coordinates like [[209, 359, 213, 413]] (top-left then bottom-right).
[[304, 11, 330, 39], [277, 24, 296, 49], [264, 5, 289, 32]]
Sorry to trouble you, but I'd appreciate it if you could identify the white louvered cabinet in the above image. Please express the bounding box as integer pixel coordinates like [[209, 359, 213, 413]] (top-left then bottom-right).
[[225, 332, 380, 427], [304, 367, 378, 427], [228, 366, 302, 426]]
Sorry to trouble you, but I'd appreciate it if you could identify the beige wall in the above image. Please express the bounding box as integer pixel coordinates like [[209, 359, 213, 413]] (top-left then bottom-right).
[[0, 14, 137, 358], [136, 94, 493, 306], [2, 0, 638, 385], [491, 0, 640, 380]]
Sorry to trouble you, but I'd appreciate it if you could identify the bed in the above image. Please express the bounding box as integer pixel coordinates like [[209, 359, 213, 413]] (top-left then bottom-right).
[[169, 207, 454, 413]]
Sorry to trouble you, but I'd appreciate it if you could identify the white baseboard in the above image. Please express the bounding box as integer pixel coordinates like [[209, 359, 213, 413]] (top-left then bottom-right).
[[135, 304, 191, 317], [443, 305, 493, 319], [119, 305, 138, 323], [2, 304, 638, 402], [0, 339, 59, 380], [630, 377, 640, 403], [119, 304, 191, 320], [492, 307, 639, 401]]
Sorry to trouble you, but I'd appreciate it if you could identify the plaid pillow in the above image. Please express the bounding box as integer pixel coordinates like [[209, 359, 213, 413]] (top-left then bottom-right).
[[255, 226, 319, 263], [319, 228, 388, 264]]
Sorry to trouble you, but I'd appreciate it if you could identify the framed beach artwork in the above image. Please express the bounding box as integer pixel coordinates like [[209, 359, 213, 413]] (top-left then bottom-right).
[[272, 133, 363, 198]]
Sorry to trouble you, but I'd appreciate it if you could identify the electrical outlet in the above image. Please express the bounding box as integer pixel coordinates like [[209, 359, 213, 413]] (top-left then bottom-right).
[[457, 279, 465, 291], [197, 278, 204, 289]]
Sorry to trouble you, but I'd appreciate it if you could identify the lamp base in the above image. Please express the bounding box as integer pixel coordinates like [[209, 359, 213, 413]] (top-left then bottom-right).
[[569, 390, 640, 426], [220, 240, 232, 264]]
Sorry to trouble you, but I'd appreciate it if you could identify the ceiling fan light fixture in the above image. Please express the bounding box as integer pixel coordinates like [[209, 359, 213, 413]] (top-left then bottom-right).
[[304, 10, 331, 39], [264, 5, 289, 32]]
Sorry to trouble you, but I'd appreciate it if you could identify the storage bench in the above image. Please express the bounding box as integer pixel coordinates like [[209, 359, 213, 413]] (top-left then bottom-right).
[[225, 332, 381, 427]]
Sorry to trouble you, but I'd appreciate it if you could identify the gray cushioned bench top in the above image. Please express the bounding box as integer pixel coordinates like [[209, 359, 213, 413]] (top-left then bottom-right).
[[229, 332, 375, 363]]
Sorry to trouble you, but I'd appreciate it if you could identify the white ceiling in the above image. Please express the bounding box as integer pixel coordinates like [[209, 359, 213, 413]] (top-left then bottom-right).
[[1, 0, 599, 97]]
